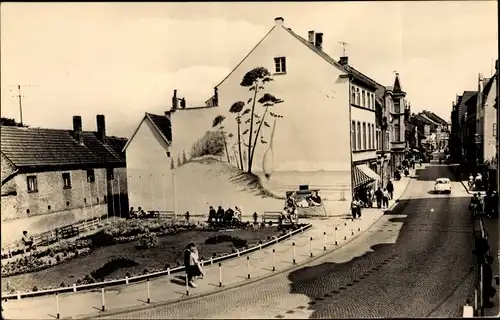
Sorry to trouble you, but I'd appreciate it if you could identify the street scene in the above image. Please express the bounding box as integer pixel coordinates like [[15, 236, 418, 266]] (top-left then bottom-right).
[[1, 2, 498, 319]]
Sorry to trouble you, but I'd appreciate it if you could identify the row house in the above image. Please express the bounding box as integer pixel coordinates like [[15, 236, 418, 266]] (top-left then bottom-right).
[[125, 16, 409, 217], [1, 115, 128, 245]]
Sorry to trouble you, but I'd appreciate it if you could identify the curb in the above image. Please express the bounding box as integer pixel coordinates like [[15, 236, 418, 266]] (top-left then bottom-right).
[[78, 175, 417, 319]]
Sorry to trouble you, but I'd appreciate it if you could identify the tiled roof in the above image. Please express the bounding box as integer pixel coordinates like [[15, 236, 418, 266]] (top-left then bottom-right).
[[284, 27, 382, 90], [0, 126, 126, 168], [482, 76, 495, 101], [146, 113, 172, 143], [421, 111, 448, 125], [457, 91, 477, 126]]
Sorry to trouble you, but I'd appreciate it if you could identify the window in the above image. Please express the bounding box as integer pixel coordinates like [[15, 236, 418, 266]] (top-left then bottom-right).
[[368, 124, 372, 149], [362, 122, 367, 149], [62, 172, 72, 189], [371, 94, 375, 110], [376, 130, 380, 150], [362, 90, 366, 107], [274, 57, 286, 73], [372, 125, 375, 149], [27, 176, 38, 193], [355, 88, 360, 105], [107, 170, 114, 181], [351, 86, 356, 104], [87, 169, 95, 183], [357, 122, 361, 150], [351, 121, 356, 150], [394, 100, 401, 113], [394, 118, 401, 141]]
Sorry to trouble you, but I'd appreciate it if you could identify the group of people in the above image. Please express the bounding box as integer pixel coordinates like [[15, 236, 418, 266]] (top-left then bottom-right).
[[468, 173, 487, 191], [469, 191, 499, 218], [183, 242, 205, 288], [207, 205, 243, 226], [128, 207, 149, 219], [355, 181, 395, 211]]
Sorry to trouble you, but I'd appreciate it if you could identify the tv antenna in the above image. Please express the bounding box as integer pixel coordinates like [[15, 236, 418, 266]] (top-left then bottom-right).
[[338, 41, 348, 56], [8, 84, 36, 125]]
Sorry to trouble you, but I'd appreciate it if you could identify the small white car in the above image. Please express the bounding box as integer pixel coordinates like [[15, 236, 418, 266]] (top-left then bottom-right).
[[434, 178, 452, 194]]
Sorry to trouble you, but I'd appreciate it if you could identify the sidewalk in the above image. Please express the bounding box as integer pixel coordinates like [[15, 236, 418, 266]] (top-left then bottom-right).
[[1, 170, 415, 320]]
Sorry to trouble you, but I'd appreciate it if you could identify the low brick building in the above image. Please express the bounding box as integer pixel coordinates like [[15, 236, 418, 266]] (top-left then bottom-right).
[[1, 115, 127, 245]]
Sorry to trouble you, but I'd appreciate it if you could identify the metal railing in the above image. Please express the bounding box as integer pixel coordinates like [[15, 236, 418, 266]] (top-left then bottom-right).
[[1, 223, 313, 301]]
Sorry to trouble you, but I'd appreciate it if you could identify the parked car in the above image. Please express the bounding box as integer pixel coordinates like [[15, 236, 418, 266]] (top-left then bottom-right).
[[434, 178, 452, 194]]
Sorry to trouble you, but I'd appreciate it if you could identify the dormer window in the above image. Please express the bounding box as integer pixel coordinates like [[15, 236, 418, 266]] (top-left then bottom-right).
[[274, 57, 286, 73]]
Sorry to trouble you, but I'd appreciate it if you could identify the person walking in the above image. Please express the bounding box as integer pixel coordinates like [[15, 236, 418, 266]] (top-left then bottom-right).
[[382, 188, 389, 209], [482, 255, 496, 308], [375, 187, 383, 209], [386, 181, 394, 200], [184, 243, 204, 288], [351, 197, 360, 220]]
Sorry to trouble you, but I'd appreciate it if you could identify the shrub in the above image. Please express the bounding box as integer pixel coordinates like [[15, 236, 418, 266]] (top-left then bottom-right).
[[143, 267, 149, 274], [55, 255, 61, 263], [90, 257, 138, 281], [135, 232, 159, 249], [125, 272, 131, 278], [191, 130, 225, 158], [32, 286, 38, 292], [60, 282, 65, 288]]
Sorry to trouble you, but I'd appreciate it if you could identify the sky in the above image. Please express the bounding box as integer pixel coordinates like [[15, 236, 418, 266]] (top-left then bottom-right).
[[1, 2, 498, 137]]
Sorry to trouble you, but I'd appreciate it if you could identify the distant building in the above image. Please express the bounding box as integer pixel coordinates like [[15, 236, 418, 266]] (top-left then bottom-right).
[[1, 115, 127, 243]]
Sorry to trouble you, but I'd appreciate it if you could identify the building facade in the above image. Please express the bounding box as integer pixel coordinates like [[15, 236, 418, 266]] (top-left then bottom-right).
[[1, 115, 127, 245]]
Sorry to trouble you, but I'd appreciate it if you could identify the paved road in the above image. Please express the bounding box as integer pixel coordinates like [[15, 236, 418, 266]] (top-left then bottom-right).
[[100, 164, 475, 319]]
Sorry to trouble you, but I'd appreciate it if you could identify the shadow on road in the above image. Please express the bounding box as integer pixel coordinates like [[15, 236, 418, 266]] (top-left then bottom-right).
[[286, 164, 475, 318]]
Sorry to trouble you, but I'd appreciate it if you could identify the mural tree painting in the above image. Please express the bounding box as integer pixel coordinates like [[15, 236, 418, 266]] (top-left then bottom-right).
[[238, 67, 283, 173], [212, 115, 231, 164], [229, 101, 246, 170]]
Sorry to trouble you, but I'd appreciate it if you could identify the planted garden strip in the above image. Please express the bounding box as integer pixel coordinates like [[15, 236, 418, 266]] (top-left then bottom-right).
[[2, 223, 312, 300]]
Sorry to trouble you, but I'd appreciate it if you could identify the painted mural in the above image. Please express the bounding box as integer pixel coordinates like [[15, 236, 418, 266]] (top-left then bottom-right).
[[163, 66, 351, 217]]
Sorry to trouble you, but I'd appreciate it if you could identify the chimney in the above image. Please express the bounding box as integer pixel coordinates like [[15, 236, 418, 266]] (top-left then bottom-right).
[[172, 89, 178, 109], [308, 31, 315, 44], [72, 115, 83, 145], [315, 32, 323, 50], [339, 56, 349, 66], [96, 114, 106, 142], [274, 17, 284, 27], [214, 87, 219, 107]]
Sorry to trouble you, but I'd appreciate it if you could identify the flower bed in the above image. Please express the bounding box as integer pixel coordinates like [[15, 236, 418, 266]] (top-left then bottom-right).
[[2, 219, 285, 293]]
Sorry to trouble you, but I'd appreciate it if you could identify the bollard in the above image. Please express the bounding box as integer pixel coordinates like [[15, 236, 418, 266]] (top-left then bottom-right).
[[351, 226, 354, 236], [167, 267, 171, 275], [55, 292, 60, 319], [237, 250, 240, 257], [344, 235, 347, 240], [474, 289, 478, 314], [358, 227, 361, 232], [292, 242, 296, 264], [323, 232, 327, 251], [101, 287, 105, 312], [219, 263, 223, 287], [344, 222, 347, 226], [259, 243, 262, 250], [247, 256, 251, 279], [185, 273, 189, 296], [334, 227, 338, 245], [309, 237, 313, 257], [16, 291, 21, 300], [210, 257, 214, 265], [146, 278, 151, 303], [125, 276, 129, 284], [272, 249, 276, 272], [73, 283, 77, 292]]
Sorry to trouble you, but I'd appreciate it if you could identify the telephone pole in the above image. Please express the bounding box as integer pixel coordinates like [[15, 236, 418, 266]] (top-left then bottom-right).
[[9, 84, 35, 125]]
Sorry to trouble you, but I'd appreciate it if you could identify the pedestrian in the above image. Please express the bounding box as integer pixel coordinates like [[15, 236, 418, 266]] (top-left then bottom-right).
[[365, 188, 372, 208], [208, 206, 216, 224], [21, 231, 35, 251], [351, 197, 359, 219], [216, 206, 225, 224], [382, 188, 389, 209], [185, 211, 190, 222], [357, 198, 363, 219], [253, 212, 258, 224], [235, 206, 243, 222], [386, 181, 394, 200], [184, 243, 204, 288], [375, 187, 383, 209]]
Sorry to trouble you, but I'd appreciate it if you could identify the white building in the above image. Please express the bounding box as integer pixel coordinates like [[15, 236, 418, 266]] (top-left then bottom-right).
[[124, 17, 389, 216]]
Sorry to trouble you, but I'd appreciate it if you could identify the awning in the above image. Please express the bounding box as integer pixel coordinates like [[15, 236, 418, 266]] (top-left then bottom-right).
[[358, 164, 380, 182], [352, 166, 374, 189]]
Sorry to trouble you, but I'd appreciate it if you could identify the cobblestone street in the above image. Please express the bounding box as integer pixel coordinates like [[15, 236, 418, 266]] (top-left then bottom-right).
[[95, 164, 476, 318]]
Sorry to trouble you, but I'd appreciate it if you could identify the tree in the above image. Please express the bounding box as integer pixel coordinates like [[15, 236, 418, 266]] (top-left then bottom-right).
[[181, 150, 188, 164], [229, 101, 246, 170], [212, 115, 231, 164], [238, 67, 283, 173]]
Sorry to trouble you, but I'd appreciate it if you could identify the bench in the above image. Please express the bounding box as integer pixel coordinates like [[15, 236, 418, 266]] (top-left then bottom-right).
[[262, 211, 285, 226]]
